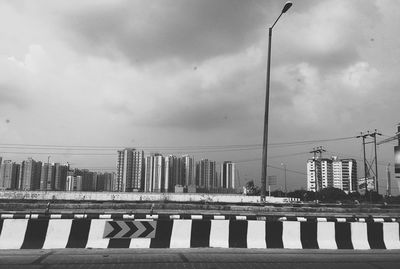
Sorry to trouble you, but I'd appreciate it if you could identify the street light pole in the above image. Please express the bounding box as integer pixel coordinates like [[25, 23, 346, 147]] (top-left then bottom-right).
[[261, 2, 292, 202]]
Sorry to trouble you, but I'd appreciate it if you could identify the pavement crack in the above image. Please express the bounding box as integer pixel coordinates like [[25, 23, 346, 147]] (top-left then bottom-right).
[[31, 250, 53, 265]]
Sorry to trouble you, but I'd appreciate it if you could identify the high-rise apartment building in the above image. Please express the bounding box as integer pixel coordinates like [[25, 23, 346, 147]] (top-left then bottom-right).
[[0, 160, 20, 190], [19, 158, 42, 191], [196, 159, 217, 189], [221, 161, 236, 189], [164, 155, 180, 192], [181, 155, 195, 187], [333, 158, 357, 193], [307, 159, 322, 192], [53, 163, 68, 191], [116, 148, 145, 192], [40, 163, 55, 191], [307, 157, 357, 193], [145, 153, 165, 192], [66, 175, 82, 191]]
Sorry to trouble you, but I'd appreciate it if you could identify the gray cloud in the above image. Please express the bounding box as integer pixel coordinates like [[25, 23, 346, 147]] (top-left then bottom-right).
[[58, 0, 272, 64]]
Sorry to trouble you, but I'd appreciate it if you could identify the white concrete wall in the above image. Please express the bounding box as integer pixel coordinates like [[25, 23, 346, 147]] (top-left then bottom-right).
[[0, 190, 298, 204]]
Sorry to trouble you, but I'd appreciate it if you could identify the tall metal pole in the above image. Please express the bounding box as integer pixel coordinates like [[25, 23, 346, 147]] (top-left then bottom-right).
[[261, 26, 273, 202], [373, 132, 379, 193], [261, 1, 292, 202], [284, 163, 287, 195]]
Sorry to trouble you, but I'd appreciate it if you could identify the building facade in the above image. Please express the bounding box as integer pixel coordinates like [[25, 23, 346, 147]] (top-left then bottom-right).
[[196, 159, 217, 189], [116, 148, 145, 192], [221, 161, 235, 189], [0, 160, 20, 190], [145, 153, 165, 192], [19, 158, 42, 191]]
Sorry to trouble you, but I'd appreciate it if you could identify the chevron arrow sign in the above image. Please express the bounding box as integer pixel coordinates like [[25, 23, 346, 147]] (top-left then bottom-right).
[[103, 221, 157, 239]]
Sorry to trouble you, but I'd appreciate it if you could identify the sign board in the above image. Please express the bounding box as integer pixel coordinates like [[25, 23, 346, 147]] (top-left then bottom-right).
[[268, 175, 277, 186], [103, 221, 157, 239], [358, 177, 375, 192]]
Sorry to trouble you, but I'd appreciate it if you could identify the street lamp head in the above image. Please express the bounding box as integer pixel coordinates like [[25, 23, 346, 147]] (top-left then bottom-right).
[[282, 1, 293, 13]]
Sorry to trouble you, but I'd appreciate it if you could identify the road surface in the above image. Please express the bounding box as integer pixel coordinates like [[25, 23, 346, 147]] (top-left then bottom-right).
[[0, 249, 399, 269]]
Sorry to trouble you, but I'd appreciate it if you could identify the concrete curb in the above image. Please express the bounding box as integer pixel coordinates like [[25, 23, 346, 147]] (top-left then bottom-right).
[[0, 213, 398, 222], [0, 219, 399, 250]]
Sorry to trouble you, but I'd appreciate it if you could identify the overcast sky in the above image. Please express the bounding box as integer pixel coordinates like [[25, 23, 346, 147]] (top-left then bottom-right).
[[0, 0, 399, 192]]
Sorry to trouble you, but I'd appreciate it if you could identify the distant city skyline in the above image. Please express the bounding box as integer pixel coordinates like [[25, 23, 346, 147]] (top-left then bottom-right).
[[0, 0, 399, 194]]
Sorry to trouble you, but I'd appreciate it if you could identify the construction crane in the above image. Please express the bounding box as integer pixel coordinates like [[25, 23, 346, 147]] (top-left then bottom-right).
[[376, 123, 400, 196]]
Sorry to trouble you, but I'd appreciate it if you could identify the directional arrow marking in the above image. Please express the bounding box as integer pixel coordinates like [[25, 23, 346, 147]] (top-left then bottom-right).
[[122, 222, 138, 238], [103, 221, 157, 239], [104, 221, 123, 238]]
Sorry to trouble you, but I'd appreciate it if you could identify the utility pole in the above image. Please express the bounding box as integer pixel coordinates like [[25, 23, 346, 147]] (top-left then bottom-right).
[[357, 132, 370, 194], [370, 129, 382, 193]]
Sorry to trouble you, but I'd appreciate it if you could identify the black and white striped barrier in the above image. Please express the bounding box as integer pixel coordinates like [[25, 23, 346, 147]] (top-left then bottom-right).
[[0, 219, 399, 249], [0, 213, 398, 223]]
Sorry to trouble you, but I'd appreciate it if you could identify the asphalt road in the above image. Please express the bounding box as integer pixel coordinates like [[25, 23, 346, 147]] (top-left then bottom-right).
[[0, 249, 399, 269]]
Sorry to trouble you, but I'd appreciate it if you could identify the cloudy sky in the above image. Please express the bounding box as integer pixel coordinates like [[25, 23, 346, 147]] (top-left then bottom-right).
[[0, 0, 399, 192]]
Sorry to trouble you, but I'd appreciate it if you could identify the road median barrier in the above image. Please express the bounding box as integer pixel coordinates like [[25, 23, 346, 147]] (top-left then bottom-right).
[[0, 214, 399, 250]]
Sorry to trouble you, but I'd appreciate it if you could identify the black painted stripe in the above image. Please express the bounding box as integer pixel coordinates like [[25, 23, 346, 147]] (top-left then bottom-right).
[[66, 219, 91, 248], [21, 219, 49, 249], [108, 239, 131, 248], [37, 214, 50, 219], [0, 219, 4, 236], [158, 214, 171, 220], [335, 223, 353, 249], [300, 222, 318, 249], [111, 214, 123, 219], [86, 213, 100, 219], [150, 220, 173, 248], [229, 220, 248, 248], [203, 214, 214, 220], [134, 213, 146, 219], [367, 222, 386, 249], [266, 221, 283, 248], [327, 217, 337, 222], [61, 213, 74, 219], [13, 213, 26, 219], [286, 216, 297, 221], [247, 215, 257, 220], [190, 220, 211, 248]]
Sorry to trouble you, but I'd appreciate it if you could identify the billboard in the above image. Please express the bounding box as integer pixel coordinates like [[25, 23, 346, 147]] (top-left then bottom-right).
[[358, 177, 375, 192]]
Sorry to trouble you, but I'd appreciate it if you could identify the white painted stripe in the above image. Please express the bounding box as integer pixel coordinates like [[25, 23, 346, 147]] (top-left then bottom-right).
[[337, 218, 346, 222], [1, 214, 14, 219], [170, 215, 181, 219], [0, 219, 28, 249], [123, 214, 135, 219], [99, 214, 112, 219], [297, 217, 307, 222], [50, 214, 62, 219], [351, 222, 370, 250], [383, 223, 400, 249], [74, 214, 86, 219], [146, 215, 158, 219], [86, 219, 110, 249], [42, 219, 73, 249], [358, 218, 366, 222], [317, 222, 337, 249], [374, 218, 384, 222], [317, 218, 327, 222], [170, 220, 192, 248], [279, 217, 287, 221], [191, 215, 203, 220], [129, 238, 151, 248], [29, 214, 39, 219], [247, 220, 266, 248], [391, 218, 396, 222], [213, 215, 225, 220], [236, 216, 247, 220], [209, 220, 229, 248], [282, 221, 302, 249]]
